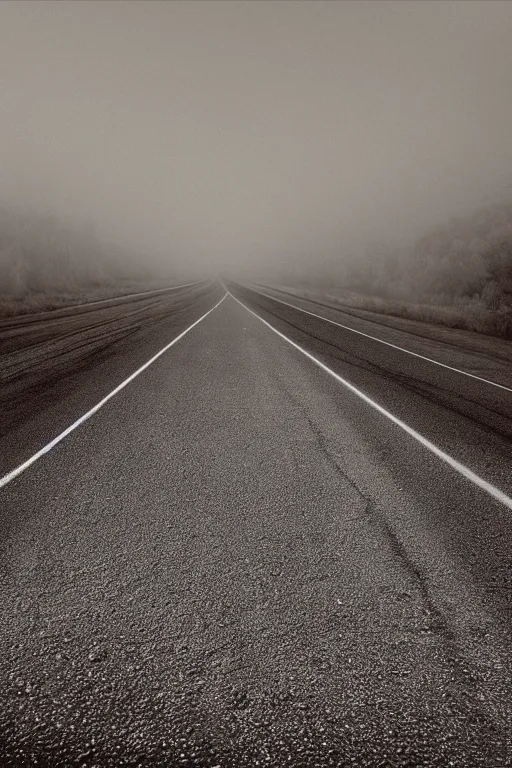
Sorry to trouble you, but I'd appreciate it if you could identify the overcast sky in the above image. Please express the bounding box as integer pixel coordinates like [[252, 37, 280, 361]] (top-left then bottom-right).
[[1, 0, 512, 272]]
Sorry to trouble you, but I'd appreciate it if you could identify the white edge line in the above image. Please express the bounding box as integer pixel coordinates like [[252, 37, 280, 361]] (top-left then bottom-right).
[[249, 284, 512, 394], [228, 288, 512, 512], [0, 293, 228, 490]]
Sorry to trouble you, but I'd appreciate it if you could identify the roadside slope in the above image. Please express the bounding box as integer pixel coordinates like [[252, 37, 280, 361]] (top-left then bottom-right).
[[256, 282, 512, 387], [0, 280, 220, 476]]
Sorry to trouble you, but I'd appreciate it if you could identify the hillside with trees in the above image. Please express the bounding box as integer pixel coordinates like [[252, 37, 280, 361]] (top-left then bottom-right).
[[285, 203, 512, 338], [0, 207, 173, 315]]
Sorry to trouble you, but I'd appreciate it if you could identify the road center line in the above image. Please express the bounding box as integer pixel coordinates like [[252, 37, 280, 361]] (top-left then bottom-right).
[[249, 285, 512, 393], [0, 293, 228, 490], [229, 290, 512, 512]]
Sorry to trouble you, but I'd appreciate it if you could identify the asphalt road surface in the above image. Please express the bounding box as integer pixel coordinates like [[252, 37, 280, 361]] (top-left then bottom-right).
[[1, 280, 511, 766]]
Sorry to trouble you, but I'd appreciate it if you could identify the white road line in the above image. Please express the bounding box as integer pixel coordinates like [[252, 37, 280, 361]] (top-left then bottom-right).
[[249, 285, 512, 393], [0, 293, 227, 490], [229, 290, 512, 512]]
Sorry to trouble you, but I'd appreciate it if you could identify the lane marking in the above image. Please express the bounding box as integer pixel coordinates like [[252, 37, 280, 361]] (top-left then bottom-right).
[[229, 290, 512, 511], [248, 284, 512, 393], [0, 293, 227, 490]]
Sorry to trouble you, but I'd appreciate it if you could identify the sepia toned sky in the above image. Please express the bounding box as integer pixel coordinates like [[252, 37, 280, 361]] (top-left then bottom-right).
[[1, 0, 512, 272]]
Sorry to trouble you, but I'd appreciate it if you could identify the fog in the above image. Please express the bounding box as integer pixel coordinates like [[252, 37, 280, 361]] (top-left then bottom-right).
[[1, 0, 512, 279]]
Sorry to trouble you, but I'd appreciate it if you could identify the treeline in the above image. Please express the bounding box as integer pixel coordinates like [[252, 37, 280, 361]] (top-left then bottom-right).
[[0, 206, 162, 311], [285, 202, 512, 338], [346, 203, 512, 307]]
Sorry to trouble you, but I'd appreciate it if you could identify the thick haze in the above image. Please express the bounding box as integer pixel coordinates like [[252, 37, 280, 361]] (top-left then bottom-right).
[[1, 0, 512, 276]]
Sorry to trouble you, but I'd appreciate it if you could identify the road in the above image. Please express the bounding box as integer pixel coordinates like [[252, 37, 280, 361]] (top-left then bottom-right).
[[0, 281, 215, 476], [1, 280, 511, 766]]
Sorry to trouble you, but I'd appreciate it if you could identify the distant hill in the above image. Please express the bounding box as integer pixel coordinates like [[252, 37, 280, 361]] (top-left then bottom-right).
[[404, 203, 512, 307], [323, 202, 512, 311], [0, 207, 179, 314], [0, 207, 153, 297], [276, 201, 512, 338]]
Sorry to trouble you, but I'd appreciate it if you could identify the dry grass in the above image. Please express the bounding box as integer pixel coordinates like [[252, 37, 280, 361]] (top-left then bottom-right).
[[285, 284, 512, 340], [0, 279, 171, 318]]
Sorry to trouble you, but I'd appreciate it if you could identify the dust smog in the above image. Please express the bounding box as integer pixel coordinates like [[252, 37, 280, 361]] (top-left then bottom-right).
[[1, 2, 512, 767], [0, 1, 511, 305]]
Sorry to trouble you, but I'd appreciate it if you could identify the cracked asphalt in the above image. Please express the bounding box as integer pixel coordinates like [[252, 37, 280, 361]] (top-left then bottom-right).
[[1, 281, 511, 766]]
